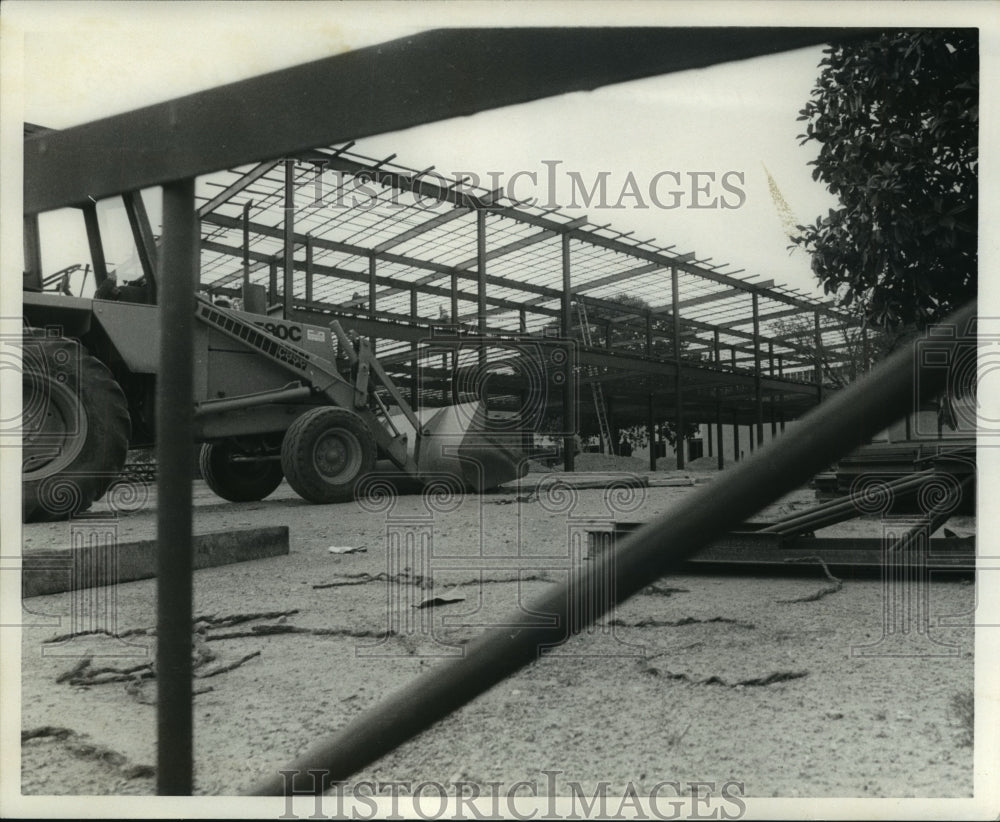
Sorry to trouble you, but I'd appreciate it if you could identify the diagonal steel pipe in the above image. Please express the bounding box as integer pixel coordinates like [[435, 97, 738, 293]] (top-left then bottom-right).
[[248, 300, 976, 795]]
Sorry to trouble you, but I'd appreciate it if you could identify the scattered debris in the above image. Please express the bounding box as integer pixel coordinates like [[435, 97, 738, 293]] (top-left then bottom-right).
[[637, 659, 808, 688], [22, 725, 154, 779], [313, 571, 429, 589], [328, 545, 367, 554], [197, 650, 261, 678], [610, 616, 755, 629], [642, 584, 690, 597], [208, 624, 395, 641], [414, 590, 467, 609], [776, 556, 843, 604]]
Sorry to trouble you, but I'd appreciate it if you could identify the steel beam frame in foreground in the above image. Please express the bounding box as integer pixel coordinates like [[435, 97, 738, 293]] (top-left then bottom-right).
[[156, 179, 198, 795], [249, 299, 977, 796], [24, 28, 859, 216]]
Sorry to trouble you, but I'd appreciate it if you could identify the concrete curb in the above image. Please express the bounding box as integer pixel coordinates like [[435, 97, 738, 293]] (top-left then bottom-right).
[[22, 526, 290, 598]]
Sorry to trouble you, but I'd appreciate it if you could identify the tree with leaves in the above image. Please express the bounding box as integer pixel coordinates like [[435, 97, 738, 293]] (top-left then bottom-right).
[[793, 30, 977, 329]]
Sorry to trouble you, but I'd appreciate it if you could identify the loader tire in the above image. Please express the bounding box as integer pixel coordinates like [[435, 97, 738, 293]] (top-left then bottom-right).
[[199, 441, 284, 502], [280, 407, 375, 504], [22, 334, 130, 522]]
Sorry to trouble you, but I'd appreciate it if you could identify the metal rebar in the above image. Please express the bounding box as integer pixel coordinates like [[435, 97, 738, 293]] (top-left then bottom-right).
[[156, 177, 198, 795], [248, 300, 975, 796]]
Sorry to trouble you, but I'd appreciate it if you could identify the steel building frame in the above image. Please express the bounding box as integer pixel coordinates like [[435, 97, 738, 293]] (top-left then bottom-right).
[[189, 144, 867, 470], [21, 26, 975, 798]]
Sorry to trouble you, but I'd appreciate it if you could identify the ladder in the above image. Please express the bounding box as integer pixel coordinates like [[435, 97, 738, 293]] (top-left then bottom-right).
[[574, 299, 613, 453]]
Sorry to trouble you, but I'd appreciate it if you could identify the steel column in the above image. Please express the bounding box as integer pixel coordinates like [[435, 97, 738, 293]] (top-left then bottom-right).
[[562, 234, 575, 472], [23, 214, 43, 291], [477, 210, 488, 366], [81, 203, 110, 287], [268, 258, 278, 305], [715, 403, 724, 470], [672, 267, 684, 470], [733, 410, 740, 462], [305, 235, 314, 304], [410, 289, 419, 410], [753, 292, 764, 446], [368, 254, 378, 352], [283, 159, 295, 318], [242, 200, 252, 295], [648, 393, 656, 471], [156, 178, 197, 795]]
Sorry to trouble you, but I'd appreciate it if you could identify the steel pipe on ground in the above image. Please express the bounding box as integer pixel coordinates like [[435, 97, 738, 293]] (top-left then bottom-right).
[[759, 469, 936, 535], [247, 300, 976, 796]]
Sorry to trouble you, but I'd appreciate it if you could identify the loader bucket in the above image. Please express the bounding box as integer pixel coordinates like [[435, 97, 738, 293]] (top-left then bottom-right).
[[415, 401, 527, 492]]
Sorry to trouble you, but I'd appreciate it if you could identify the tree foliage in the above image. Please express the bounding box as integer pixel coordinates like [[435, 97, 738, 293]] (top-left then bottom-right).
[[793, 30, 978, 329]]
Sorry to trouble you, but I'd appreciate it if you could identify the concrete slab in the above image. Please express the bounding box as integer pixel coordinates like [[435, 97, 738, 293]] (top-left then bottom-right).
[[22, 526, 289, 598]]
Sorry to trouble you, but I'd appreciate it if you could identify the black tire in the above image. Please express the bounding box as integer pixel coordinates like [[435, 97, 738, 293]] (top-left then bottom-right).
[[199, 440, 284, 502], [280, 407, 375, 504], [22, 334, 131, 522]]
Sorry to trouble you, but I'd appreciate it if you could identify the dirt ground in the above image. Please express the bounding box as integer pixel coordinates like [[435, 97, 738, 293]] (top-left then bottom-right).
[[19, 469, 975, 800]]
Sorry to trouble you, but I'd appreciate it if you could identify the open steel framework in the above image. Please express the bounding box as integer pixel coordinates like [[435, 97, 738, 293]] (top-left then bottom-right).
[[191, 145, 870, 469], [21, 26, 975, 798]]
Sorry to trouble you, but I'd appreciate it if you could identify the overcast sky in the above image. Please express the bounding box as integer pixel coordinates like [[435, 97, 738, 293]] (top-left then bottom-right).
[[3, 1, 996, 306]]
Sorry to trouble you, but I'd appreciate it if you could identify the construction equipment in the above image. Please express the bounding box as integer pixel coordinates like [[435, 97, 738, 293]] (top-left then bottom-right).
[[22, 281, 525, 522]]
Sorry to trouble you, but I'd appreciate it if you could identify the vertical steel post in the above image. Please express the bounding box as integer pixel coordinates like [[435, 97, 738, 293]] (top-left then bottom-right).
[[305, 235, 313, 304], [156, 178, 197, 796], [562, 234, 575, 472], [519, 308, 527, 334], [283, 159, 295, 319], [648, 393, 656, 471], [268, 258, 277, 305], [715, 403, 724, 470], [450, 272, 459, 330], [707, 417, 713, 458], [410, 288, 419, 411], [477, 210, 488, 368], [23, 214, 43, 291], [368, 254, 378, 352], [606, 395, 616, 455], [242, 200, 252, 296], [748, 424, 754, 454], [672, 267, 684, 469], [752, 292, 763, 447], [82, 203, 110, 287], [732, 410, 740, 462]]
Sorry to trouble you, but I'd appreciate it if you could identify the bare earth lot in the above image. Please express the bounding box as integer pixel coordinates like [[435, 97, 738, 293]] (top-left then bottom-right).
[[20, 471, 974, 799]]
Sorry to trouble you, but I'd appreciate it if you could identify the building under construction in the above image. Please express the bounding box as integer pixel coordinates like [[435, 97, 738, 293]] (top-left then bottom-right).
[[177, 145, 869, 469]]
